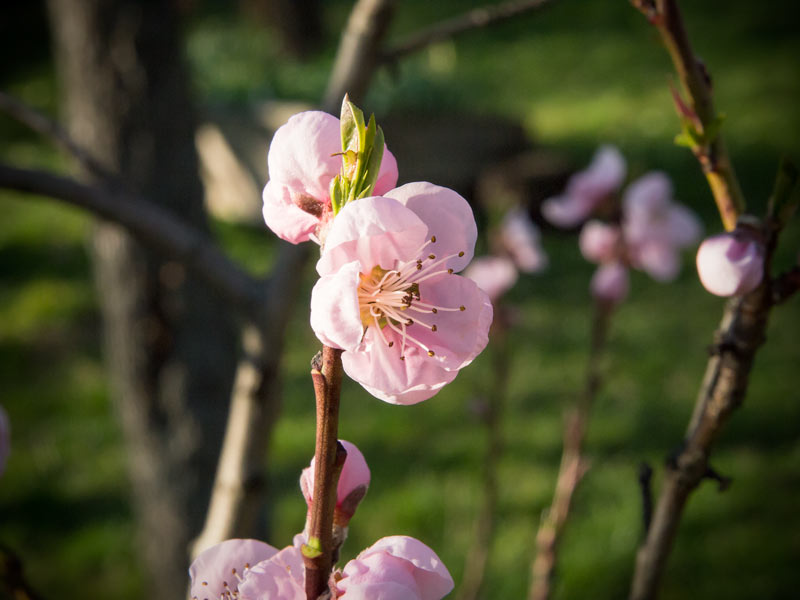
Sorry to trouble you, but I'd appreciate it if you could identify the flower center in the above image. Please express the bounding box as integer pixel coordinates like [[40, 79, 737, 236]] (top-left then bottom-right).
[[356, 236, 466, 360]]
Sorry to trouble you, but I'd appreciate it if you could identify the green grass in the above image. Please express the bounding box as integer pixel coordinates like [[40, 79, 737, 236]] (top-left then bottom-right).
[[1, 0, 799, 598]]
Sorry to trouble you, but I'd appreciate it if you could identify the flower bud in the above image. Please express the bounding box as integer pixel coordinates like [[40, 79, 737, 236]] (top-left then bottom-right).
[[696, 230, 764, 297], [300, 439, 370, 525], [579, 221, 621, 264], [590, 262, 629, 306]]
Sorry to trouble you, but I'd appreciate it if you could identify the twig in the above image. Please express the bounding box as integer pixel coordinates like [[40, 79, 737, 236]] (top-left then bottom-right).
[[322, 0, 396, 110], [303, 346, 345, 600], [529, 302, 610, 600], [385, 0, 556, 62], [632, 0, 745, 230], [457, 319, 511, 600], [0, 163, 265, 322]]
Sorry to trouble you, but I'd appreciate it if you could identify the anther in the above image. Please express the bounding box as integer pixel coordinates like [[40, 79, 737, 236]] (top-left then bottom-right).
[[400, 356, 405, 361], [432, 308, 438, 313], [406, 319, 413, 325], [202, 582, 208, 586], [427, 350, 435, 356], [459, 305, 466, 311], [447, 268, 453, 274], [430, 235, 436, 242], [388, 341, 394, 347], [428, 254, 436, 259], [431, 325, 437, 332], [416, 263, 422, 270], [458, 251, 465, 257]]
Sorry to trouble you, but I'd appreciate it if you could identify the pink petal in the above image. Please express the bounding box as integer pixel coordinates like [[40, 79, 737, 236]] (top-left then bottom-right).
[[189, 539, 279, 600], [238, 546, 306, 600], [696, 232, 764, 296], [338, 580, 422, 600], [405, 274, 493, 370], [342, 332, 459, 405], [590, 262, 629, 305], [338, 553, 421, 599], [634, 242, 681, 282], [353, 536, 454, 600], [267, 111, 341, 202], [262, 180, 321, 244], [569, 145, 626, 201], [374, 147, 399, 196], [300, 439, 370, 512], [317, 196, 429, 276], [500, 209, 548, 273], [623, 171, 672, 218], [310, 261, 364, 351], [385, 182, 478, 273], [541, 194, 594, 228], [464, 256, 518, 302], [579, 221, 622, 264], [665, 204, 703, 247]]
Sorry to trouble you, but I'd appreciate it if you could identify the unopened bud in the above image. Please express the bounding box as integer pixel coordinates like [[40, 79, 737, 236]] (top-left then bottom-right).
[[696, 229, 764, 297], [590, 262, 629, 306]]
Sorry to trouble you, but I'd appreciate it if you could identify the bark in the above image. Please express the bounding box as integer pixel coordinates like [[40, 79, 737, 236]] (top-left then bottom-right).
[[46, 2, 237, 598]]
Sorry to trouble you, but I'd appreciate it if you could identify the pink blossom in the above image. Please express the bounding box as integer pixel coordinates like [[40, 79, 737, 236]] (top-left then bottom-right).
[[238, 546, 306, 600], [336, 536, 454, 600], [310, 182, 493, 405], [0, 405, 8, 477], [464, 256, 518, 302], [542, 145, 626, 227], [590, 262, 630, 305], [300, 439, 370, 523], [579, 220, 622, 264], [262, 111, 398, 244], [500, 209, 548, 272], [189, 538, 280, 600], [696, 230, 764, 296], [622, 172, 702, 282]]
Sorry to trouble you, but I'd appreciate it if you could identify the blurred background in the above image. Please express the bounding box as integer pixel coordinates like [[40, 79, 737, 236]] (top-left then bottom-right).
[[1, 1, 798, 599]]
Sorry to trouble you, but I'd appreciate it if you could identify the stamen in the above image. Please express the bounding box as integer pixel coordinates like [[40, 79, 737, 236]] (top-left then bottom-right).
[[430, 235, 437, 242], [428, 254, 436, 259]]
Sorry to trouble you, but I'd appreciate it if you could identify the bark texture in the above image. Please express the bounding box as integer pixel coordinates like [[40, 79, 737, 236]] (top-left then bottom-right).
[[46, 2, 236, 598]]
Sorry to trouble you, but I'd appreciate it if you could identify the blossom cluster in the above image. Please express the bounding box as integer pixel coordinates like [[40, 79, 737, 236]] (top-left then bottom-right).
[[543, 146, 702, 305], [263, 107, 492, 404], [190, 441, 453, 600]]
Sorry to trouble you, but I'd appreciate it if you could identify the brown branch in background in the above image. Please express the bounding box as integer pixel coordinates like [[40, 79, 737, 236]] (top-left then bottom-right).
[[0, 91, 116, 182], [529, 302, 611, 600], [0, 163, 266, 322], [638, 462, 654, 534], [0, 546, 43, 600], [457, 321, 511, 600], [303, 347, 346, 600], [385, 0, 556, 62], [632, 0, 745, 230], [322, 0, 396, 110]]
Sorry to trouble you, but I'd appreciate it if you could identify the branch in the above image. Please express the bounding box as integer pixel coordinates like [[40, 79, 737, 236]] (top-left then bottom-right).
[[633, 0, 745, 230], [529, 302, 610, 600], [322, 0, 396, 111], [385, 0, 555, 62], [0, 163, 266, 324], [0, 91, 116, 182], [629, 280, 773, 600]]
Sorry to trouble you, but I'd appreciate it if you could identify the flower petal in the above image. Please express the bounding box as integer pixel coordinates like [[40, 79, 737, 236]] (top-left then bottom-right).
[[500, 209, 547, 272], [464, 256, 518, 301], [317, 196, 429, 276], [310, 261, 364, 351], [590, 262, 629, 305], [385, 182, 478, 272], [262, 180, 321, 244], [696, 232, 763, 296], [268, 111, 341, 202], [579, 220, 622, 264], [374, 147, 399, 196], [189, 539, 279, 600], [300, 439, 370, 515], [238, 546, 306, 600]]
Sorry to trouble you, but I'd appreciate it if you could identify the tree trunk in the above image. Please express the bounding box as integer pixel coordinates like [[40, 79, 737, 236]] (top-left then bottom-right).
[[46, 1, 237, 598]]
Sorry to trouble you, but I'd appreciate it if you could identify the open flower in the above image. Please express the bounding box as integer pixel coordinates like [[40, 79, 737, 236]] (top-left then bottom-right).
[[300, 439, 370, 525], [336, 536, 454, 600], [696, 229, 764, 296], [263, 111, 398, 244], [310, 182, 493, 405], [542, 145, 626, 227]]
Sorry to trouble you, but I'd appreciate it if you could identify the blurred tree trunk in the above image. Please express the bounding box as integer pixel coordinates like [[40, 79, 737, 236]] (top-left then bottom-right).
[[240, 0, 322, 58], [46, 1, 237, 598]]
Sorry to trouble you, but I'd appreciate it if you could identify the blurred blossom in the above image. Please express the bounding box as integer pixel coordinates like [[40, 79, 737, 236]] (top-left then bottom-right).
[[542, 145, 626, 227], [579, 220, 622, 264], [300, 439, 370, 525], [623, 172, 703, 282], [0, 405, 8, 477], [696, 229, 764, 296], [464, 256, 519, 302], [590, 262, 630, 306], [500, 209, 548, 272]]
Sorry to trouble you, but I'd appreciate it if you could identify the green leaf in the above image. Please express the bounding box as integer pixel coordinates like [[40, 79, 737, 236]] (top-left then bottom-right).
[[301, 537, 323, 559], [360, 124, 385, 198]]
